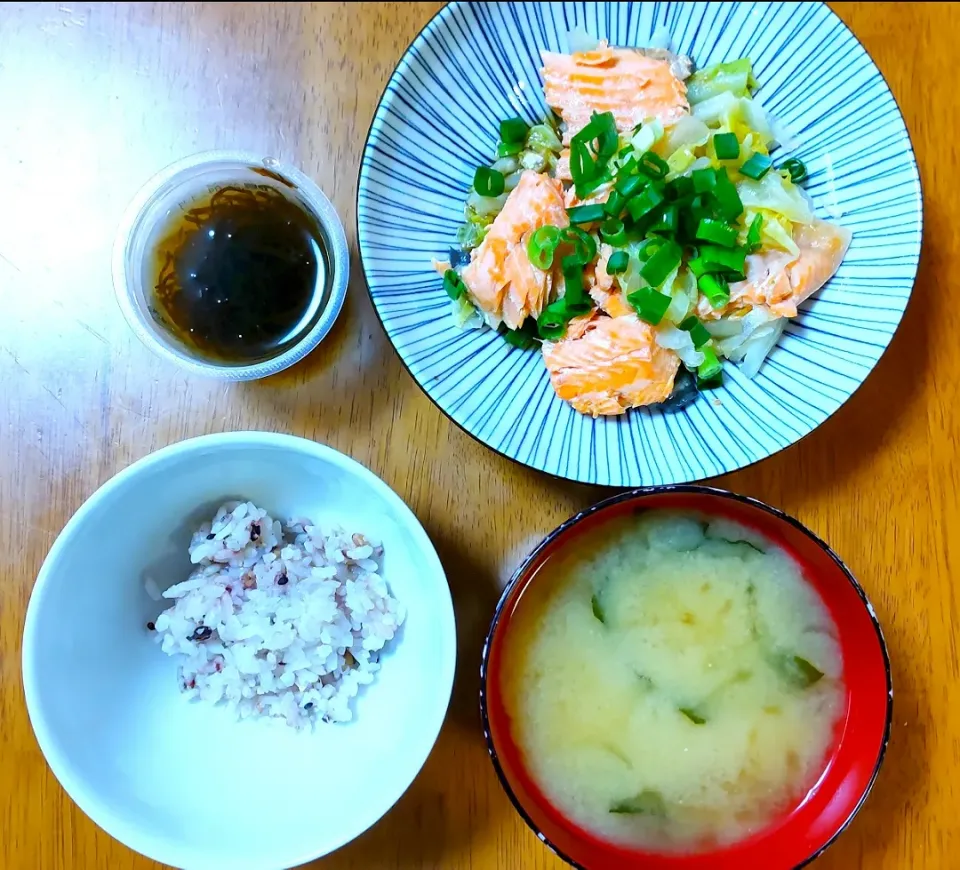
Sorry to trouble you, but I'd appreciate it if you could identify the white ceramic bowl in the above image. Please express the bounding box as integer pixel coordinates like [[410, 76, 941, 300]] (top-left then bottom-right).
[[22, 432, 456, 870]]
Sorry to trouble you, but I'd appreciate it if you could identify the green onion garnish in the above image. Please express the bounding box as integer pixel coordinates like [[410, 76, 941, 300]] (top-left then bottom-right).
[[712, 132, 740, 160], [497, 141, 524, 158], [711, 168, 744, 221], [649, 204, 679, 236], [569, 140, 595, 193], [499, 117, 529, 145], [700, 244, 747, 275], [679, 316, 712, 348], [567, 203, 606, 224], [687, 256, 707, 278], [600, 218, 628, 247], [526, 225, 562, 270], [603, 190, 626, 218], [615, 173, 646, 200], [779, 157, 808, 185], [746, 213, 763, 253], [640, 239, 682, 287], [443, 269, 467, 300], [696, 218, 738, 247], [627, 184, 665, 222], [473, 166, 505, 197], [561, 226, 598, 266], [697, 345, 723, 380], [563, 263, 586, 303], [605, 250, 630, 274], [537, 300, 571, 340], [692, 167, 717, 194], [503, 321, 539, 349], [638, 150, 669, 180], [739, 152, 773, 180], [628, 286, 672, 325], [698, 274, 730, 309], [617, 144, 634, 159]]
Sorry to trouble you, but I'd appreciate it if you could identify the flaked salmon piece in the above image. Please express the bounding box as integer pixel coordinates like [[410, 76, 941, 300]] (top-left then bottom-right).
[[563, 179, 614, 208], [542, 42, 689, 143], [697, 219, 852, 321], [542, 314, 680, 416], [461, 171, 568, 325], [501, 239, 551, 330], [587, 245, 633, 318]]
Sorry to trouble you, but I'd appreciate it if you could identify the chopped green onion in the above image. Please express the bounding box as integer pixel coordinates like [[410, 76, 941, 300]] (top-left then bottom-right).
[[537, 300, 571, 340], [696, 218, 739, 247], [679, 316, 712, 348], [692, 167, 717, 194], [561, 226, 597, 266], [474, 166, 505, 197], [779, 157, 808, 185], [570, 140, 595, 192], [443, 269, 467, 301], [746, 213, 764, 253], [527, 225, 562, 270], [617, 144, 634, 159], [563, 263, 586, 304], [667, 174, 695, 202], [638, 150, 669, 180], [739, 152, 773, 180], [503, 320, 539, 349], [572, 110, 619, 164], [499, 116, 529, 144], [628, 286, 672, 325], [615, 173, 647, 199], [649, 204, 679, 236], [687, 256, 707, 278], [605, 250, 630, 274], [638, 238, 661, 262], [700, 244, 747, 275], [626, 184, 665, 222], [600, 218, 628, 247], [603, 190, 627, 218], [640, 239, 682, 287], [713, 132, 741, 160], [698, 274, 730, 309], [711, 169, 744, 221], [497, 141, 524, 158], [697, 345, 723, 380], [567, 203, 606, 224]]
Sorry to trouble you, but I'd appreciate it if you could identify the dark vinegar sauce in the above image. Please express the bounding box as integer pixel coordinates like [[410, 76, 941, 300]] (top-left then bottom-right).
[[149, 183, 329, 364]]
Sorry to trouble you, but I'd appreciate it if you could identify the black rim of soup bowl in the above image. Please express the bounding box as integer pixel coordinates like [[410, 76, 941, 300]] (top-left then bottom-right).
[[478, 485, 894, 870]]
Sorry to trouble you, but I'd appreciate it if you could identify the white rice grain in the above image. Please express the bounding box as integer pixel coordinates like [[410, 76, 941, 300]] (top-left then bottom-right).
[[148, 501, 404, 729]]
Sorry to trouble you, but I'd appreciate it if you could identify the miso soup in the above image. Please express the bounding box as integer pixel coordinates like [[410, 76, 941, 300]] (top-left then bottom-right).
[[502, 511, 845, 852]]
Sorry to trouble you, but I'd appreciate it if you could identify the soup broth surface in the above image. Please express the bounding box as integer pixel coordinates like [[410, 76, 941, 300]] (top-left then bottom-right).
[[502, 511, 845, 851]]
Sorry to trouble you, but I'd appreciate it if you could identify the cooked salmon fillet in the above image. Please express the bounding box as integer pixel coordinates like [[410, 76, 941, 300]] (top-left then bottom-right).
[[542, 314, 680, 416], [588, 244, 632, 317], [697, 219, 851, 320], [461, 171, 568, 329], [541, 42, 689, 144]]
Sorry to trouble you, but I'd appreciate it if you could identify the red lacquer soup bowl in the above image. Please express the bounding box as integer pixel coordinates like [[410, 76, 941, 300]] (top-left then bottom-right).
[[480, 486, 892, 870]]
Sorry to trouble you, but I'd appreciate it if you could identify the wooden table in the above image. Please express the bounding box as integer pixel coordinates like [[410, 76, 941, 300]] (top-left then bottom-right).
[[0, 2, 951, 867]]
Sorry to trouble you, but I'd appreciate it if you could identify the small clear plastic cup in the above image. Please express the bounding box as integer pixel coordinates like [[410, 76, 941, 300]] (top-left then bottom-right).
[[112, 151, 349, 381]]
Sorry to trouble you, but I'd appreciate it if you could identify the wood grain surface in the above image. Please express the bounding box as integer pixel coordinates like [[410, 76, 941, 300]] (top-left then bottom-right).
[[0, 2, 951, 868]]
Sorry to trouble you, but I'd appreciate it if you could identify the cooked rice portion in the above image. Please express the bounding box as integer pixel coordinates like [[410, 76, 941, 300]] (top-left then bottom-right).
[[151, 501, 404, 728]]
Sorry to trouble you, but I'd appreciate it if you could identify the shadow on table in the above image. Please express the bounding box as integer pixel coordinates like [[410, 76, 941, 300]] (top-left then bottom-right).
[[811, 630, 929, 869]]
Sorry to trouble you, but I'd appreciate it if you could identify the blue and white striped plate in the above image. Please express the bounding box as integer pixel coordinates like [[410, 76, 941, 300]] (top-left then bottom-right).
[[357, 1, 922, 487]]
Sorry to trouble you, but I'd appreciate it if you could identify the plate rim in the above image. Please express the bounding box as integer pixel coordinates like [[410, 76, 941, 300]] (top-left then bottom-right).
[[356, 0, 924, 487]]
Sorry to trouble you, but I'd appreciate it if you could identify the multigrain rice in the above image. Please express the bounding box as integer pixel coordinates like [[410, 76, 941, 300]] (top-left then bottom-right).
[[150, 501, 404, 727]]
